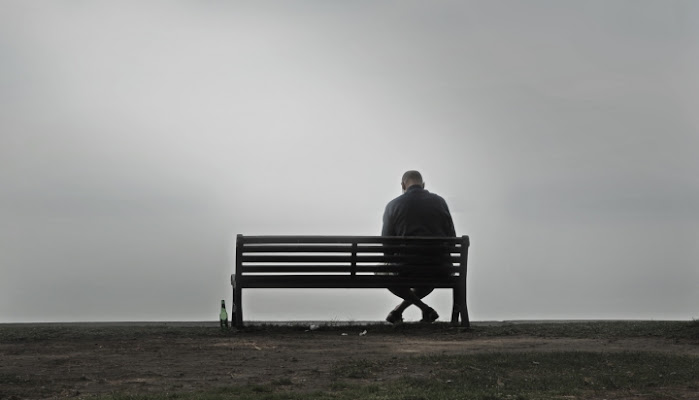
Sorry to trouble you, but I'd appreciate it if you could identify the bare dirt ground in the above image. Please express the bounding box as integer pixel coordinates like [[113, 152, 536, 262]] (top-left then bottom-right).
[[1, 323, 697, 399]]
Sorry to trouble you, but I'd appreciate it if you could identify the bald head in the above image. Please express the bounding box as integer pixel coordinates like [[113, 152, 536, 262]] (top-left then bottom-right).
[[401, 170, 425, 192]]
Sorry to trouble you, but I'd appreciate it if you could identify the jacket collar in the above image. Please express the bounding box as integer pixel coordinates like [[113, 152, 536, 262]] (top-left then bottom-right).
[[405, 184, 424, 193]]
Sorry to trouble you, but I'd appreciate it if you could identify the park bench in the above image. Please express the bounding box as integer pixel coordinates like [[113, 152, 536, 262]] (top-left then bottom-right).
[[230, 234, 470, 328]]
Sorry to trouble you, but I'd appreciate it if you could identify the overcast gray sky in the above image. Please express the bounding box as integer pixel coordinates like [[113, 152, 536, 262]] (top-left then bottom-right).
[[1, 1, 697, 323]]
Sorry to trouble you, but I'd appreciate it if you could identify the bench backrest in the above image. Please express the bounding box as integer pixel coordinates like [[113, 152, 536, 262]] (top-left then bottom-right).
[[236, 235, 469, 277]]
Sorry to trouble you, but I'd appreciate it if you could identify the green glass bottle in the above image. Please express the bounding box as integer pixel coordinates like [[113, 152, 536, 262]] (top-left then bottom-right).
[[219, 300, 229, 329]]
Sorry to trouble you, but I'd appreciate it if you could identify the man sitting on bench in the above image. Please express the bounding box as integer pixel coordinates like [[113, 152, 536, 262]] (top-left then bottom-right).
[[382, 170, 457, 324]]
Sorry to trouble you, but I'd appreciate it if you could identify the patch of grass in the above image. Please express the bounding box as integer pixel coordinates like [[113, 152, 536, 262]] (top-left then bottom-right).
[[420, 351, 698, 394], [83, 351, 698, 400], [329, 380, 351, 391], [359, 351, 698, 399], [271, 377, 294, 386], [250, 384, 272, 393], [0, 373, 32, 385], [333, 359, 383, 379], [0, 325, 228, 342], [474, 320, 699, 340]]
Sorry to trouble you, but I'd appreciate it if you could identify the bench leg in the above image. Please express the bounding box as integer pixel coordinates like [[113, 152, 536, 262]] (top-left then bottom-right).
[[234, 286, 243, 328], [459, 289, 470, 328], [452, 286, 470, 328], [451, 288, 460, 325]]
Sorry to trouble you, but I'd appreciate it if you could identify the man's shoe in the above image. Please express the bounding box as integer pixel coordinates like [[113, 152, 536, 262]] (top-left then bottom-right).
[[421, 308, 439, 323], [385, 311, 403, 324]]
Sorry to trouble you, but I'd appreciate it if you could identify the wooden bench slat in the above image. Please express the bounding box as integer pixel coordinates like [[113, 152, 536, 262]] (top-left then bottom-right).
[[356, 245, 462, 253], [241, 255, 461, 263], [240, 236, 464, 244], [240, 274, 463, 289], [241, 265, 462, 273], [241, 244, 462, 253], [242, 255, 352, 263], [241, 266, 354, 273], [241, 245, 353, 253]]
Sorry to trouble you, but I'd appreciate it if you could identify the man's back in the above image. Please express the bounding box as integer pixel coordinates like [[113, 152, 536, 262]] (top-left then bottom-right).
[[382, 185, 456, 237]]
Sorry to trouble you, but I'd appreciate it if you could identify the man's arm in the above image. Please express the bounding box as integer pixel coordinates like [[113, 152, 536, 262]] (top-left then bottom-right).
[[381, 203, 394, 236], [442, 199, 456, 237]]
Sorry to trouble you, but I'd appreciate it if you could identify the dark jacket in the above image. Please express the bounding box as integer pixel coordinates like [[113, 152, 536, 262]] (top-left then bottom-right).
[[381, 185, 456, 237]]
